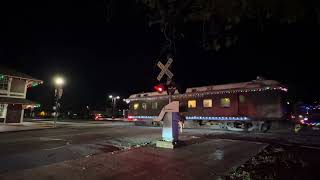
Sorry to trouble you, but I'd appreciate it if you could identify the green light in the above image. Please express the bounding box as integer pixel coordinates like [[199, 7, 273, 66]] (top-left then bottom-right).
[[0, 75, 4, 80], [35, 104, 41, 108]]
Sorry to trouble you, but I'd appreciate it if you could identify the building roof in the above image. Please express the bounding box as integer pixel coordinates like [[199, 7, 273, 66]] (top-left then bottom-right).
[[0, 66, 43, 82], [0, 97, 37, 105]]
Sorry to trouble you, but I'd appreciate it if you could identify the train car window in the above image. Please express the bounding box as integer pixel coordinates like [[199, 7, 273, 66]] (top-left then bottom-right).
[[142, 103, 147, 110], [203, 99, 213, 108], [188, 100, 197, 108], [152, 102, 158, 109], [0, 104, 6, 118], [134, 103, 139, 110], [220, 98, 231, 107], [239, 95, 246, 103], [0, 76, 9, 90]]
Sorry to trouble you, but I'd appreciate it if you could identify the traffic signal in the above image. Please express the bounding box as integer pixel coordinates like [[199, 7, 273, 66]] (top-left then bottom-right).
[[154, 84, 165, 93]]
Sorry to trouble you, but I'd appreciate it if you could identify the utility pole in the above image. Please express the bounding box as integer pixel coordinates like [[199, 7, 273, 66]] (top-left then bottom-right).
[[53, 76, 65, 128], [109, 95, 120, 119]]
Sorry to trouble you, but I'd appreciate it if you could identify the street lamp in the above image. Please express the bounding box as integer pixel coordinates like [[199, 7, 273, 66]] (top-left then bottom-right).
[[54, 77, 65, 86], [109, 95, 120, 119], [53, 76, 65, 127]]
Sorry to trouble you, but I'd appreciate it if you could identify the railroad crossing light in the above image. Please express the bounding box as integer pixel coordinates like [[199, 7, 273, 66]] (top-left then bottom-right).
[[154, 84, 165, 93]]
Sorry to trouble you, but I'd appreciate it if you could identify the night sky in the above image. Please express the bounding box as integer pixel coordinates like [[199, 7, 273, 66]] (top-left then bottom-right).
[[1, 1, 319, 111]]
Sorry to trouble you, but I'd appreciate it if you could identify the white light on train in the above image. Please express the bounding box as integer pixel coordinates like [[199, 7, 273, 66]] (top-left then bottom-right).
[[123, 99, 131, 104]]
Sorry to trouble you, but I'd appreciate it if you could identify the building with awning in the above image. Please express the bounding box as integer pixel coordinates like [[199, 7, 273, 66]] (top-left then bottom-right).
[[0, 66, 43, 123]]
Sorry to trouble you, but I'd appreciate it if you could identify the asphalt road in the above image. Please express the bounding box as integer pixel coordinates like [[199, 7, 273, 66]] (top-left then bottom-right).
[[0, 139, 268, 180], [0, 121, 219, 174], [0, 123, 161, 174], [1, 120, 320, 179]]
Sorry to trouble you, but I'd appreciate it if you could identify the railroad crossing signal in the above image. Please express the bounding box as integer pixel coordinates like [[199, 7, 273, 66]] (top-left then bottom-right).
[[157, 58, 174, 81]]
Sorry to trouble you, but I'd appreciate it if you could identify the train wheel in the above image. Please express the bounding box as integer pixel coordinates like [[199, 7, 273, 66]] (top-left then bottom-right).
[[198, 120, 204, 126], [260, 121, 271, 133]]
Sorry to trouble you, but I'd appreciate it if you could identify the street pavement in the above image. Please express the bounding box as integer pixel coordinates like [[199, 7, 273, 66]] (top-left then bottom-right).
[[1, 120, 320, 179], [0, 139, 267, 180], [0, 119, 134, 133], [0, 123, 160, 174], [0, 122, 52, 133]]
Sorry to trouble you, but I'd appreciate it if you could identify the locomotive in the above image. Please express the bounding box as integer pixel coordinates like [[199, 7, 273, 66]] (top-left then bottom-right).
[[126, 79, 288, 132]]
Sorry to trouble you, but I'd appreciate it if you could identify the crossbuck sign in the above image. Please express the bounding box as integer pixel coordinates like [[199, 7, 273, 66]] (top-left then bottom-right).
[[157, 58, 174, 81]]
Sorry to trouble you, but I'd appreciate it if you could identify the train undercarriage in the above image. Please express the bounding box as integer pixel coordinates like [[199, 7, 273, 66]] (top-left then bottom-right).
[[149, 119, 277, 133]]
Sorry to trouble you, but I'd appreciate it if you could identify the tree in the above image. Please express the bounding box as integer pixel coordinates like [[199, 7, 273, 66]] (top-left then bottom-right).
[[135, 0, 319, 53]]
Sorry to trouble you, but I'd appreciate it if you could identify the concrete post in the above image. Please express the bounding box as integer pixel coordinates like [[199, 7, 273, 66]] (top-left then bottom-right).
[[162, 112, 179, 142], [156, 101, 180, 149]]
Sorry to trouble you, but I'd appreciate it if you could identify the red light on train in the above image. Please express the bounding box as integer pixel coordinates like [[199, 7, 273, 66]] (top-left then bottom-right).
[[154, 84, 165, 93]]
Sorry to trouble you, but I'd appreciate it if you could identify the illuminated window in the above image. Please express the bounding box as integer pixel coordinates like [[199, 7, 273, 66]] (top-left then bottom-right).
[[0, 104, 7, 118], [152, 102, 158, 109], [203, 99, 213, 108], [220, 98, 231, 107], [133, 103, 139, 110], [0, 76, 9, 90], [142, 103, 147, 110], [239, 95, 245, 103], [188, 100, 197, 108]]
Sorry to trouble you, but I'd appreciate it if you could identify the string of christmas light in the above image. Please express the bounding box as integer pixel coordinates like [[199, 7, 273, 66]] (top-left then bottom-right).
[[128, 86, 288, 101], [27, 81, 43, 88], [128, 115, 250, 121]]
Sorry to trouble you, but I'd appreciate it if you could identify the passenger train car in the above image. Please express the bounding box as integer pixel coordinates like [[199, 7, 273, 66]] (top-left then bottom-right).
[[126, 79, 288, 132]]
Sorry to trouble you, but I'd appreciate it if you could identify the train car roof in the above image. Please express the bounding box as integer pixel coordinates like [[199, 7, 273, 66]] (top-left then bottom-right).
[[128, 90, 179, 99], [185, 80, 282, 93], [127, 79, 286, 100]]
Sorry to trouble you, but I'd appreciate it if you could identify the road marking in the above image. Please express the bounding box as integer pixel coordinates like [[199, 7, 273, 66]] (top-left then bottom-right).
[[300, 145, 320, 150], [42, 145, 67, 151], [39, 137, 66, 141]]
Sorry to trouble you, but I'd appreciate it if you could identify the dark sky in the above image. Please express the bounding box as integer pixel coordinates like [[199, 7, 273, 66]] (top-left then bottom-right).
[[1, 1, 319, 111]]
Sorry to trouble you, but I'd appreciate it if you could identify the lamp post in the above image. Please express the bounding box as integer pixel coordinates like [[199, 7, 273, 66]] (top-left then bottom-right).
[[109, 95, 120, 119], [53, 76, 65, 127]]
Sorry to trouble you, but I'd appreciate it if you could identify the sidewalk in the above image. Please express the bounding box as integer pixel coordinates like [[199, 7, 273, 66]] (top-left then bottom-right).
[[0, 122, 52, 133], [0, 139, 267, 180]]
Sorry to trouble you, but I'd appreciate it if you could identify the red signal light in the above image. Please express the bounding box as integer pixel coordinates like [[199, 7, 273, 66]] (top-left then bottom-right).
[[154, 84, 165, 93]]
